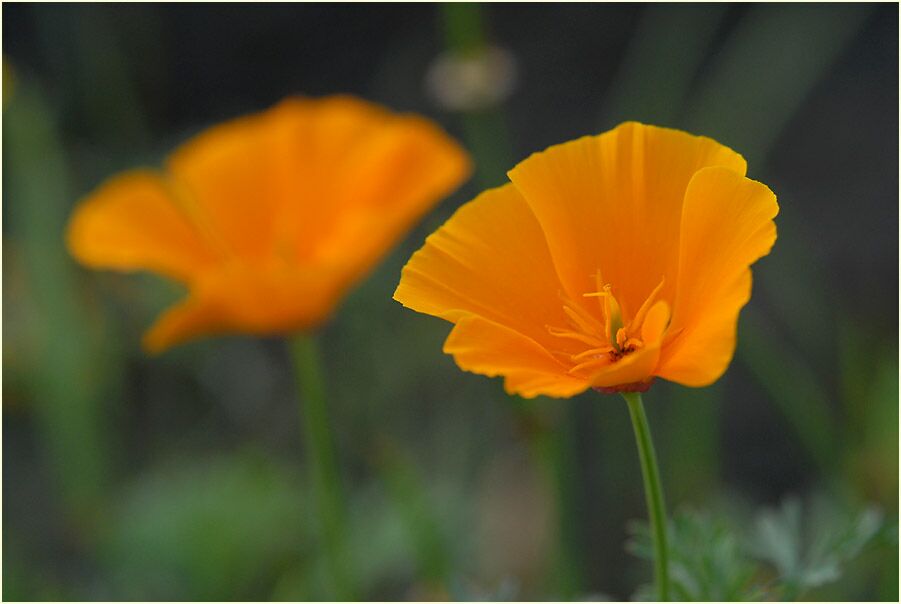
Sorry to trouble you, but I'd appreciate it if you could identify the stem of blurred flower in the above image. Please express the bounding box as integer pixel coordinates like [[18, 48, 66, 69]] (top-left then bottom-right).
[[622, 392, 669, 601], [290, 335, 357, 600]]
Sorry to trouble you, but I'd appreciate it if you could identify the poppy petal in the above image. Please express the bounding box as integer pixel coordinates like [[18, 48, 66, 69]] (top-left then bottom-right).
[[168, 96, 469, 269], [656, 166, 778, 386], [305, 110, 472, 283], [66, 170, 218, 283], [508, 122, 746, 317], [394, 183, 574, 352], [166, 105, 294, 260], [143, 262, 345, 353], [444, 315, 589, 399], [142, 293, 224, 354]]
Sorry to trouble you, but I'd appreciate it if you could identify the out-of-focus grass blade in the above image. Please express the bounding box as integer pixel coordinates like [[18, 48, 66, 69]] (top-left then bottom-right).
[[738, 308, 838, 472], [3, 80, 118, 523], [33, 4, 149, 146], [740, 223, 839, 468], [523, 403, 587, 598], [753, 219, 835, 364], [684, 5, 872, 359], [684, 4, 875, 166], [683, 4, 875, 473], [600, 4, 728, 127], [660, 382, 722, 503], [838, 320, 899, 507]]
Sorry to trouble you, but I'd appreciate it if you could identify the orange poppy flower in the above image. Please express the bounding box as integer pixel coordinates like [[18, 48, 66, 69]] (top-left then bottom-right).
[[394, 122, 778, 398], [67, 96, 471, 353]]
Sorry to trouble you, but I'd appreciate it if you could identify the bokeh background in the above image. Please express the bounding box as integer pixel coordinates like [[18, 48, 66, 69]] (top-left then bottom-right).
[[3, 3, 898, 601]]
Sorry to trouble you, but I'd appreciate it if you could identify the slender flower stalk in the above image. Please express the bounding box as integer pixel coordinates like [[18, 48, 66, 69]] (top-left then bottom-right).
[[622, 392, 669, 601], [291, 335, 357, 600], [393, 122, 777, 599]]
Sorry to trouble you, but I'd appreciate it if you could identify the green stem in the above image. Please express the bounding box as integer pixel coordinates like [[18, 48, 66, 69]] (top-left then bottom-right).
[[290, 335, 357, 600], [622, 392, 669, 601]]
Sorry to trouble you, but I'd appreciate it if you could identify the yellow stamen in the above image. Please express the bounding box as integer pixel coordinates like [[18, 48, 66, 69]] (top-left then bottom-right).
[[562, 305, 601, 335], [571, 345, 616, 362], [628, 277, 666, 335], [556, 274, 670, 377], [547, 326, 606, 347]]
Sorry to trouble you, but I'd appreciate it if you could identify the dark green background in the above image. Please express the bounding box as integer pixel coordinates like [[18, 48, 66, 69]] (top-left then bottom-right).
[[3, 3, 898, 600]]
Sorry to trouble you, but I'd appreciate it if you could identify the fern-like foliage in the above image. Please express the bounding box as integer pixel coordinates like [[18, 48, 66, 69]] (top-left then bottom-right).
[[627, 494, 884, 601]]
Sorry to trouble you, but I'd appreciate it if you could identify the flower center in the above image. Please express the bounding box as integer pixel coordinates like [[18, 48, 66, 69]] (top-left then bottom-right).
[[546, 273, 665, 377]]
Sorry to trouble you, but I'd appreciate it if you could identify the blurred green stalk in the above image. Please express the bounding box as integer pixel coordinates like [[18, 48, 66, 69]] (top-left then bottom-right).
[[290, 335, 357, 600], [739, 309, 838, 473], [527, 413, 587, 598], [622, 392, 669, 601], [684, 4, 874, 167], [684, 5, 873, 475], [664, 383, 720, 502], [600, 4, 727, 127], [4, 80, 114, 526]]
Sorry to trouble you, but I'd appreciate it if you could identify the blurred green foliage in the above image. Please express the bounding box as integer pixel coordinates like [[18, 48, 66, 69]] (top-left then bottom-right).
[[4, 78, 119, 521], [628, 495, 887, 601], [98, 450, 310, 600], [3, 3, 898, 601]]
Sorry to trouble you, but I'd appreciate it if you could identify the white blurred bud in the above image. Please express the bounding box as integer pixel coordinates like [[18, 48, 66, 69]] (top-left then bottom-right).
[[426, 45, 517, 112]]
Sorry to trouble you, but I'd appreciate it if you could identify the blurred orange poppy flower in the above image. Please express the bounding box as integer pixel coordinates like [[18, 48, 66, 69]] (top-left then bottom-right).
[[68, 96, 471, 353], [394, 122, 778, 398]]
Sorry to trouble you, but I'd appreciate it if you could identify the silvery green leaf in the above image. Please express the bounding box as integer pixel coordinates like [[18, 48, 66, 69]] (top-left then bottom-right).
[[627, 508, 765, 601], [748, 494, 883, 595]]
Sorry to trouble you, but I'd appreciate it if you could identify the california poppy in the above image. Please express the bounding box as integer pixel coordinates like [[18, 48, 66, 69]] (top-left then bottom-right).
[[394, 122, 778, 397], [67, 96, 471, 353]]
